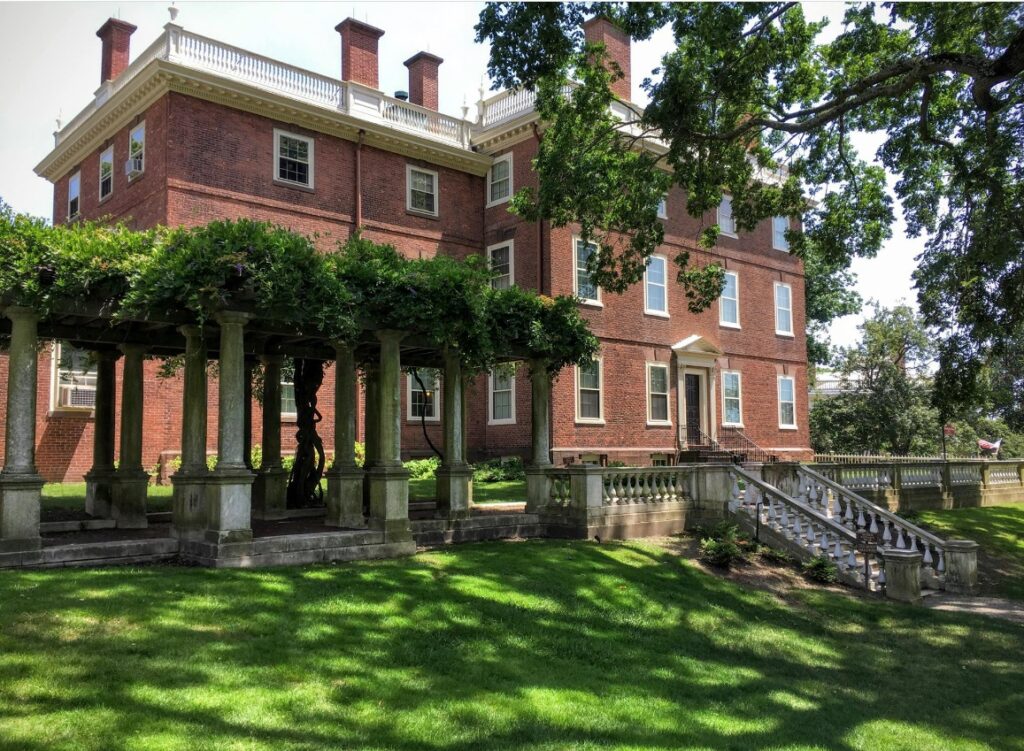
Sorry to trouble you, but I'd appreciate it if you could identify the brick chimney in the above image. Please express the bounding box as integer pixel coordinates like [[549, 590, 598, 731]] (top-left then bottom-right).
[[583, 16, 631, 102], [96, 18, 138, 84], [404, 52, 443, 110], [335, 18, 385, 89]]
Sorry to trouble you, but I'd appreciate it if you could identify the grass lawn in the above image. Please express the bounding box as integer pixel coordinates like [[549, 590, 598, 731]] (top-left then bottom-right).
[[1, 540, 1022, 751], [918, 504, 1024, 601], [42, 483, 173, 517], [410, 477, 526, 504]]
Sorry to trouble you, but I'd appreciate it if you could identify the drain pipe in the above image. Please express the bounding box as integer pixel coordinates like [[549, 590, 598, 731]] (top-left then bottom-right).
[[355, 129, 365, 229]]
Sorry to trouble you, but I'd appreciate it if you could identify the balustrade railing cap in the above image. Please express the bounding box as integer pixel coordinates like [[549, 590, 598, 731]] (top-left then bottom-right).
[[880, 548, 923, 561], [944, 539, 979, 551]]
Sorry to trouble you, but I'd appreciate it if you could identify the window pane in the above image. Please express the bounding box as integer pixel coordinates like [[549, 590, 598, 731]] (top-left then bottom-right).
[[281, 382, 296, 415], [580, 391, 601, 419], [722, 298, 738, 324], [724, 373, 740, 399], [56, 343, 97, 408], [651, 394, 669, 422], [579, 361, 600, 390], [493, 390, 512, 420], [646, 257, 666, 285], [490, 245, 511, 288], [647, 285, 666, 312], [576, 240, 598, 300], [778, 308, 792, 333], [774, 216, 790, 250], [725, 400, 741, 425], [649, 366, 667, 394], [719, 197, 734, 234], [779, 378, 794, 402], [776, 284, 791, 308], [781, 402, 795, 426], [723, 273, 736, 298]]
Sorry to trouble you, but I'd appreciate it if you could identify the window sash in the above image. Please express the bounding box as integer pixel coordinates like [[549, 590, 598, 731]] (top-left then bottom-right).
[[277, 134, 311, 185], [489, 158, 510, 203], [578, 361, 602, 420], [778, 376, 796, 427], [773, 216, 790, 250], [648, 365, 669, 422], [281, 380, 297, 416], [575, 240, 598, 301], [68, 173, 81, 217], [723, 372, 742, 425], [409, 168, 437, 214], [489, 245, 512, 289], [490, 368, 514, 422], [775, 283, 793, 334], [410, 370, 439, 419], [720, 272, 739, 325], [55, 342, 96, 409], [645, 256, 667, 313], [129, 124, 145, 174], [718, 197, 735, 235], [99, 148, 113, 199]]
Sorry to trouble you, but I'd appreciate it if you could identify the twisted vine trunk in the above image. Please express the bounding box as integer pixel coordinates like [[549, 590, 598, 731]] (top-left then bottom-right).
[[286, 358, 326, 508]]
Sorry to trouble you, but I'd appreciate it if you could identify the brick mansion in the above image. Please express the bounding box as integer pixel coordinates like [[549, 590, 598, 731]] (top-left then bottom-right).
[[3, 13, 811, 482]]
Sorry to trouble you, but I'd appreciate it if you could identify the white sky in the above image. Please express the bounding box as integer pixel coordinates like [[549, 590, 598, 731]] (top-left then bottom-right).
[[0, 1, 923, 348]]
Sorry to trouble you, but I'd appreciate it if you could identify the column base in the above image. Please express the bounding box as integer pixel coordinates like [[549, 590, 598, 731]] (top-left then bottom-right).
[[205, 468, 255, 544], [326, 466, 366, 528], [252, 467, 289, 520], [525, 466, 552, 513], [171, 468, 209, 541], [366, 465, 411, 543], [0, 472, 43, 553], [84, 468, 116, 517], [110, 469, 150, 529], [436, 465, 473, 520]]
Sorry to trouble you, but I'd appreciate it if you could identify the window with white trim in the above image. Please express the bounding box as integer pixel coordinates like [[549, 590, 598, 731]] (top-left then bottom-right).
[[489, 366, 516, 424], [127, 122, 145, 178], [275, 130, 313, 187], [651, 453, 669, 467], [281, 378, 297, 418], [488, 241, 513, 289], [53, 342, 96, 410], [718, 195, 736, 236], [775, 282, 793, 335], [487, 153, 512, 206], [778, 375, 797, 428], [657, 194, 667, 219], [408, 369, 440, 421], [407, 165, 438, 216], [647, 363, 670, 424], [773, 216, 790, 251], [574, 238, 600, 303], [722, 371, 743, 426], [576, 359, 603, 422], [67, 172, 81, 219], [719, 271, 740, 328], [99, 146, 114, 200], [644, 255, 668, 315]]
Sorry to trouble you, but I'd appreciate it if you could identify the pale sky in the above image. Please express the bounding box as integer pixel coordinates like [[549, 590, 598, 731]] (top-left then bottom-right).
[[0, 1, 922, 349]]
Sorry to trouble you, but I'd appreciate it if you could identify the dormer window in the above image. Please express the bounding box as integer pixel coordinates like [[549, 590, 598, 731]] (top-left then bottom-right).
[[68, 172, 81, 219]]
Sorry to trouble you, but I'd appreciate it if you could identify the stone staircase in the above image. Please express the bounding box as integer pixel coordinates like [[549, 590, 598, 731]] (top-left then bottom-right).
[[726, 464, 969, 595]]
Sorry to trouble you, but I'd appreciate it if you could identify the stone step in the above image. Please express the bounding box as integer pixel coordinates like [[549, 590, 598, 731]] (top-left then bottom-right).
[[40, 518, 117, 534], [252, 529, 384, 555], [28, 538, 179, 568]]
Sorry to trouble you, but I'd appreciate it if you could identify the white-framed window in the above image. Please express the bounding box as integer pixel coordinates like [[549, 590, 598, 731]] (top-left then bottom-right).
[[67, 171, 81, 219], [407, 165, 438, 216], [407, 369, 440, 421], [487, 152, 512, 207], [576, 358, 603, 423], [644, 254, 669, 316], [778, 375, 797, 429], [647, 362, 671, 425], [718, 195, 736, 236], [574, 238, 601, 305], [274, 129, 314, 188], [722, 371, 743, 427], [281, 377, 297, 418], [488, 366, 516, 425], [773, 215, 790, 251], [52, 342, 96, 410], [651, 453, 669, 467], [487, 241, 514, 290], [99, 146, 114, 200], [775, 282, 793, 336], [127, 122, 145, 178], [657, 194, 668, 219], [719, 270, 740, 328]]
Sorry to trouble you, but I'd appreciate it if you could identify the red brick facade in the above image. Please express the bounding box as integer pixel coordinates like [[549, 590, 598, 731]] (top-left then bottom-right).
[[6, 16, 812, 481]]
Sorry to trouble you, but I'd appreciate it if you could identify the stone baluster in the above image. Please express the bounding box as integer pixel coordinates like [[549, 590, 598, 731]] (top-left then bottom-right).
[[0, 307, 44, 557], [84, 349, 120, 517], [110, 343, 149, 528], [325, 343, 364, 528]]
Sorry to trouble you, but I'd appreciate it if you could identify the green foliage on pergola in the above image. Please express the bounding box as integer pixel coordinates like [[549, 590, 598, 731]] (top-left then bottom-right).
[[0, 200, 599, 374]]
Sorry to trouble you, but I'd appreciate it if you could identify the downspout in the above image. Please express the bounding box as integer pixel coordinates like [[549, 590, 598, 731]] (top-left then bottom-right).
[[355, 129, 365, 229], [531, 122, 547, 295]]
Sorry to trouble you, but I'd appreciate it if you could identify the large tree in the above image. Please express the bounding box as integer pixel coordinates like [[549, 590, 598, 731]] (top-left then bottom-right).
[[475, 2, 1024, 406]]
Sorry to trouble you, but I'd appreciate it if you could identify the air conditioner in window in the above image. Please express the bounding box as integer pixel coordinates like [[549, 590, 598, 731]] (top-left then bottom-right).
[[124, 156, 143, 178]]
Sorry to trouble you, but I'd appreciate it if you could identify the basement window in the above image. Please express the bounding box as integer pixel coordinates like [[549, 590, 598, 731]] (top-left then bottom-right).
[[274, 130, 314, 188]]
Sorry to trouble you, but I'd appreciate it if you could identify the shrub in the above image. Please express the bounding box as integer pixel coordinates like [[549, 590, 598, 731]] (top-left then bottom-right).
[[473, 457, 525, 483], [405, 457, 440, 480], [697, 522, 754, 569], [802, 555, 840, 584], [758, 546, 795, 566]]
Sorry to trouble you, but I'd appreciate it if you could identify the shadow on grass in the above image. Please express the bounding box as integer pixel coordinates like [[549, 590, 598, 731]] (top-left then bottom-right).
[[0, 540, 1022, 751]]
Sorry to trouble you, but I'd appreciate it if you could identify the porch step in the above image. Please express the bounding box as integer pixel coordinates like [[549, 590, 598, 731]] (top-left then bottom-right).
[[0, 537, 179, 569], [411, 513, 541, 546]]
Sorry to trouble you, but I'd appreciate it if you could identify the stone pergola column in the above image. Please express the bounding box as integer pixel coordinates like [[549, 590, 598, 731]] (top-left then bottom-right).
[[243, 358, 255, 470], [0, 307, 44, 555], [365, 330, 411, 542], [251, 353, 287, 520], [436, 348, 472, 519], [109, 343, 149, 528], [84, 349, 121, 517], [526, 359, 553, 512], [326, 343, 365, 527], [171, 326, 210, 540], [361, 362, 380, 516], [205, 311, 255, 548]]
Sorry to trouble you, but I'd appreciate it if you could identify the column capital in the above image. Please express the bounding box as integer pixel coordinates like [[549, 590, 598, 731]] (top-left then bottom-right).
[[118, 342, 147, 357], [178, 324, 205, 338], [259, 353, 285, 366], [2, 306, 38, 323], [94, 349, 123, 362], [374, 329, 405, 344], [215, 310, 251, 327], [332, 341, 354, 356]]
